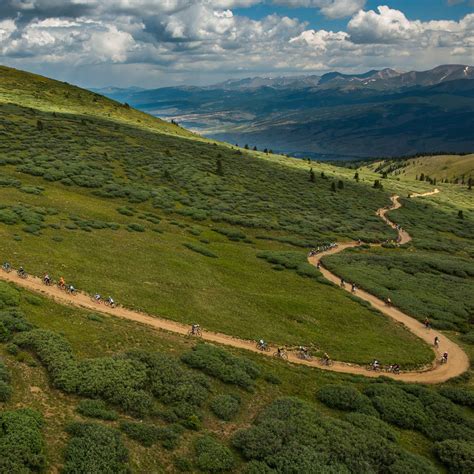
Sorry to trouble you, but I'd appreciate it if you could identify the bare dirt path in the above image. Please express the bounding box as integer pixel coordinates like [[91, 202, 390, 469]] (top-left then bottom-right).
[[0, 188, 468, 383]]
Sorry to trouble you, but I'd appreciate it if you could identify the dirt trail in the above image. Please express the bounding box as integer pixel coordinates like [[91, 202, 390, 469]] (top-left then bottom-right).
[[0, 188, 468, 383]]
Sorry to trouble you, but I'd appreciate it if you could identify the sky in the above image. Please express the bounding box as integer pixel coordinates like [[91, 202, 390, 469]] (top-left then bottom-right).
[[0, 0, 473, 88]]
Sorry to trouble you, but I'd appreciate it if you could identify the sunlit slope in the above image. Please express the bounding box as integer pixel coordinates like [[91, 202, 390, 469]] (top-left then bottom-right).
[[0, 65, 193, 138], [364, 154, 474, 182]]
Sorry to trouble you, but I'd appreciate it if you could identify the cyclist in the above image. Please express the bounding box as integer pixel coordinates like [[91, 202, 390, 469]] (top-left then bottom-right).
[[2, 262, 11, 272], [322, 352, 330, 365], [442, 352, 448, 364], [257, 339, 266, 351], [276, 347, 285, 358], [107, 296, 115, 306], [340, 278, 345, 288], [68, 284, 76, 294], [299, 346, 309, 360], [18, 266, 26, 276], [434, 336, 440, 348], [316, 261, 321, 270], [43, 273, 51, 285], [386, 297, 392, 306], [372, 359, 380, 371], [94, 294, 102, 302], [389, 364, 400, 374], [351, 283, 357, 293], [424, 318, 431, 329], [191, 324, 201, 336], [58, 276, 65, 289]]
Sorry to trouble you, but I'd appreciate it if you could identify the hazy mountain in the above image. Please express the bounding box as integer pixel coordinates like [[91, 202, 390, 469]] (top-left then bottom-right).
[[97, 65, 474, 159]]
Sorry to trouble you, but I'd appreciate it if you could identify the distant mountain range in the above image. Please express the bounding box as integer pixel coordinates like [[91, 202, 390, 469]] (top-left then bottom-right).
[[95, 65, 474, 159]]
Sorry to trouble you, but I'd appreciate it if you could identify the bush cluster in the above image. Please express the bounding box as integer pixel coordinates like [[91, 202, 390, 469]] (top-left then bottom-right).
[[317, 384, 373, 413], [76, 399, 119, 421], [182, 343, 260, 391], [194, 435, 236, 472], [0, 409, 46, 472], [63, 422, 129, 474], [120, 421, 184, 449], [183, 243, 218, 258], [435, 439, 474, 474], [0, 358, 12, 402], [232, 397, 435, 473], [210, 394, 241, 421]]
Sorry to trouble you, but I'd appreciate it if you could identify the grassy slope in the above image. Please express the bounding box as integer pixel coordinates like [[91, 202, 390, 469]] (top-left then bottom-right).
[[364, 154, 474, 181], [0, 67, 472, 473]]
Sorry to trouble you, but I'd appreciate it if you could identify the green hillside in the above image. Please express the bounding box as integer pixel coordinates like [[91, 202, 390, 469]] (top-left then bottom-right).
[[363, 154, 474, 182], [0, 67, 473, 473]]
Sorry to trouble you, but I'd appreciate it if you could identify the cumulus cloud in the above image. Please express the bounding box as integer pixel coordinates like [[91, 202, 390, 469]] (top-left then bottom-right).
[[0, 1, 472, 87]]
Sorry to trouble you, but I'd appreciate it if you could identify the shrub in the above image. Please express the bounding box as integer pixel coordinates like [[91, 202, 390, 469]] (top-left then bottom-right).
[[344, 413, 397, 442], [76, 399, 118, 421], [364, 384, 428, 430], [120, 421, 183, 449], [63, 422, 129, 474], [317, 385, 372, 412], [439, 387, 474, 408], [195, 435, 236, 472], [5, 342, 19, 355], [210, 394, 241, 421], [232, 397, 436, 473], [127, 223, 145, 232], [435, 440, 474, 473], [183, 243, 218, 258], [0, 282, 20, 309], [0, 409, 46, 472], [182, 343, 260, 391]]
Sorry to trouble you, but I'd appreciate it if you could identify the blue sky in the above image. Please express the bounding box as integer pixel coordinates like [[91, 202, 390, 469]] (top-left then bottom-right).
[[235, 1, 474, 30], [0, 0, 472, 87]]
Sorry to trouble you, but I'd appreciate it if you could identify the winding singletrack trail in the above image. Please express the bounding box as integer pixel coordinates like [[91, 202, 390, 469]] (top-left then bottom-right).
[[0, 188, 468, 383]]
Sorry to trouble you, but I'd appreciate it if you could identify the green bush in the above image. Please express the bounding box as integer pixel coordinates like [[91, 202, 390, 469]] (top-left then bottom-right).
[[364, 385, 428, 430], [317, 385, 372, 412], [210, 394, 241, 421], [435, 440, 474, 473], [344, 413, 397, 442], [182, 343, 260, 391], [120, 421, 183, 449], [232, 397, 436, 473], [63, 422, 129, 474], [439, 387, 474, 408], [183, 243, 218, 258], [0, 409, 46, 472], [76, 399, 118, 421], [0, 283, 20, 309], [127, 223, 145, 232], [195, 435, 236, 472]]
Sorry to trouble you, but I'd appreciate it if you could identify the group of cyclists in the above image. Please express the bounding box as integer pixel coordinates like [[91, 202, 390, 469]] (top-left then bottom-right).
[[339, 278, 358, 293], [308, 243, 338, 257], [2, 262, 116, 308]]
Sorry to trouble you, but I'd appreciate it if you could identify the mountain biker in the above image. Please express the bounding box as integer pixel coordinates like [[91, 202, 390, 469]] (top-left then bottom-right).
[[94, 294, 101, 302], [58, 276, 65, 288], [372, 359, 380, 371], [257, 339, 266, 350], [386, 297, 392, 306], [2, 262, 11, 271], [43, 274, 51, 285], [434, 336, 440, 348], [389, 363, 400, 374], [107, 296, 115, 306], [322, 352, 330, 365], [442, 352, 448, 363], [424, 318, 431, 329], [351, 283, 357, 293], [340, 278, 345, 288], [316, 261, 321, 270], [191, 324, 200, 335], [18, 266, 25, 275], [276, 347, 284, 357], [299, 346, 309, 359], [68, 284, 76, 294]]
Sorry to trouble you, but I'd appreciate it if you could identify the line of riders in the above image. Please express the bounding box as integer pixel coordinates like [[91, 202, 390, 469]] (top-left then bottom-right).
[[308, 242, 339, 257], [3, 263, 450, 370], [2, 262, 116, 308]]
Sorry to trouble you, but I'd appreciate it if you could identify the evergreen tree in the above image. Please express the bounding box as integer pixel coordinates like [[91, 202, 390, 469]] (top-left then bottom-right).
[[338, 180, 344, 189], [458, 210, 464, 220], [321, 172, 326, 179], [309, 168, 315, 183], [244, 144, 249, 150], [420, 173, 425, 181], [468, 177, 472, 190], [36, 120, 44, 131], [354, 171, 359, 182], [216, 159, 224, 176], [331, 182, 337, 192], [253, 146, 257, 151]]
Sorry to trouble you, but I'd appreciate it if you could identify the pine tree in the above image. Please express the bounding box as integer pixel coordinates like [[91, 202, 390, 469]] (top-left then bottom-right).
[[338, 180, 344, 189], [458, 210, 464, 220], [420, 173, 425, 181], [36, 120, 44, 131], [244, 144, 249, 150], [468, 177, 472, 190], [253, 146, 257, 151], [331, 182, 337, 192], [216, 159, 224, 176], [309, 168, 315, 183], [321, 172, 326, 179], [354, 171, 359, 182]]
